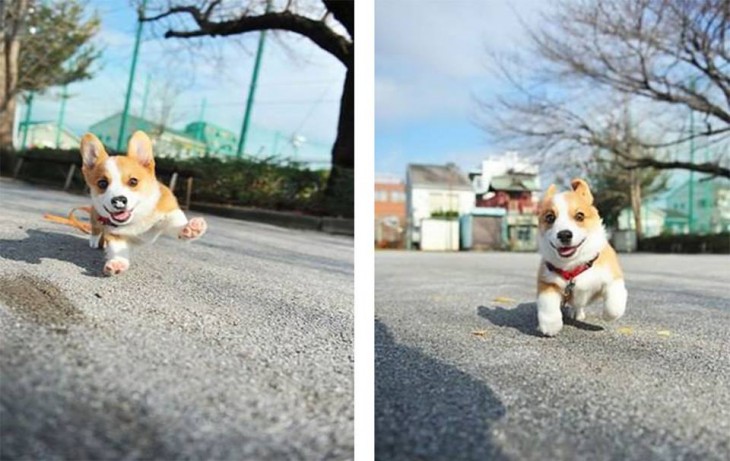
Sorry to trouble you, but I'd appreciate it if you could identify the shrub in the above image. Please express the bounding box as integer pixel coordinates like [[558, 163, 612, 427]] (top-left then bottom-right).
[[1, 148, 341, 216], [638, 233, 730, 254]]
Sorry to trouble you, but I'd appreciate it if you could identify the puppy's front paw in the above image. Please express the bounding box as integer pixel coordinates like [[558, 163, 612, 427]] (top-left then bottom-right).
[[538, 317, 563, 337], [89, 234, 102, 249], [103, 257, 129, 276], [179, 217, 207, 241]]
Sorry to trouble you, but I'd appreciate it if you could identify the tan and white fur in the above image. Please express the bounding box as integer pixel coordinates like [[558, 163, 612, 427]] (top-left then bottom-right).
[[536, 179, 627, 336], [81, 131, 207, 276]]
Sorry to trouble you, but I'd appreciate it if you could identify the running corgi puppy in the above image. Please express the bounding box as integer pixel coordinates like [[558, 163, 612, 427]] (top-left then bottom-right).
[[536, 179, 627, 336], [80, 131, 207, 276]]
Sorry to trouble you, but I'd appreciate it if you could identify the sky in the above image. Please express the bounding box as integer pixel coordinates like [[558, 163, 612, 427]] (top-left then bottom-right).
[[375, 0, 547, 179], [22, 0, 346, 162]]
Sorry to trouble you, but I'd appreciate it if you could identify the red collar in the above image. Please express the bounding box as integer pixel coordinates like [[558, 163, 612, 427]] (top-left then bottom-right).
[[546, 255, 599, 281], [97, 216, 118, 227]]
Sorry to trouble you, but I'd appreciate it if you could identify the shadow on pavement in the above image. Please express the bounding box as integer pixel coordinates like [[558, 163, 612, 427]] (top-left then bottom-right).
[[478, 303, 604, 336], [478, 302, 541, 337], [375, 319, 507, 461], [0, 229, 102, 277]]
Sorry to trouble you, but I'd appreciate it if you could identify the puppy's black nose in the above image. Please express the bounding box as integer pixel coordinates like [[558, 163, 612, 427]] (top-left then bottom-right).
[[557, 230, 573, 244], [111, 196, 128, 209]]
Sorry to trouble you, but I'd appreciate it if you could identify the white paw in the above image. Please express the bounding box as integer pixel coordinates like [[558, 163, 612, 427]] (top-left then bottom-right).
[[103, 257, 129, 276], [538, 317, 563, 337], [179, 217, 207, 241], [89, 234, 102, 249], [603, 280, 627, 321], [575, 308, 586, 322]]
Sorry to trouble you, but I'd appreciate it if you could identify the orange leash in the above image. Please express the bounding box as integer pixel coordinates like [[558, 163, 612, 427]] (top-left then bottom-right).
[[43, 206, 93, 235]]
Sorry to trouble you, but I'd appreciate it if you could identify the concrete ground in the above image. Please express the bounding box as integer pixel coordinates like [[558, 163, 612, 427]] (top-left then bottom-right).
[[375, 251, 730, 460], [0, 179, 353, 460]]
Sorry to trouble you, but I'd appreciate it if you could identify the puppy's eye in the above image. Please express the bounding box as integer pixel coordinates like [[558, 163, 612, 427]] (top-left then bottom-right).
[[544, 213, 556, 224], [97, 179, 108, 189], [128, 178, 138, 187], [576, 212, 585, 222]]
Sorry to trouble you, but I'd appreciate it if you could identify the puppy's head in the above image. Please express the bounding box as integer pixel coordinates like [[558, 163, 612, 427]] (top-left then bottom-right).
[[537, 178, 606, 266], [80, 131, 159, 226]]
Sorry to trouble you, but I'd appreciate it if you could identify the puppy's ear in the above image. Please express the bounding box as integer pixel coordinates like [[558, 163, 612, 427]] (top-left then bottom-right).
[[80, 133, 108, 169], [543, 184, 557, 200], [571, 178, 594, 204], [127, 131, 155, 170]]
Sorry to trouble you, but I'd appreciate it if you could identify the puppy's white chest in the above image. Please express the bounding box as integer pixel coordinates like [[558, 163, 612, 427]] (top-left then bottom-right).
[[570, 267, 611, 307]]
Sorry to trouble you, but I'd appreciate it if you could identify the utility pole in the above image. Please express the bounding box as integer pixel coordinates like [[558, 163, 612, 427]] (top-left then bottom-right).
[[140, 73, 151, 119], [117, 0, 147, 151], [197, 98, 208, 156], [688, 78, 696, 234], [55, 85, 69, 148], [21, 92, 34, 150], [237, 0, 272, 158]]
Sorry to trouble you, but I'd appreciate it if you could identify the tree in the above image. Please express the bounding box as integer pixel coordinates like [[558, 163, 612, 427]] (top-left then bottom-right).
[[142, 0, 353, 215], [0, 0, 101, 149], [480, 0, 730, 179]]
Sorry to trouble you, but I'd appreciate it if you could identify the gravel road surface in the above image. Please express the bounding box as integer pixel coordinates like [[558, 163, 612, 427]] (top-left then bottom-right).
[[0, 179, 353, 460], [375, 250, 730, 460]]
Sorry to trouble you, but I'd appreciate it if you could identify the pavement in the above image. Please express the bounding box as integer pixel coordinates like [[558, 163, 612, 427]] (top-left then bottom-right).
[[375, 251, 730, 461], [0, 179, 353, 460]]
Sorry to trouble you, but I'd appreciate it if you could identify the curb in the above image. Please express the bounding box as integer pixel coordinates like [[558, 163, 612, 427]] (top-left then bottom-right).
[[190, 202, 354, 237]]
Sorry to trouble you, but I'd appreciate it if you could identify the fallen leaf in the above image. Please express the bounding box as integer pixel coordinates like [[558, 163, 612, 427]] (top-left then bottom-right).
[[492, 296, 516, 304], [657, 330, 671, 337], [617, 326, 634, 335], [471, 329, 488, 337]]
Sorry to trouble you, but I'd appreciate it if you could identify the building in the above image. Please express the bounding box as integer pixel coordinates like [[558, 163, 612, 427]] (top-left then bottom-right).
[[406, 163, 475, 250], [617, 204, 667, 237], [89, 113, 206, 159], [375, 174, 406, 248], [665, 177, 730, 234], [15, 121, 79, 150], [469, 155, 541, 251], [184, 121, 237, 157]]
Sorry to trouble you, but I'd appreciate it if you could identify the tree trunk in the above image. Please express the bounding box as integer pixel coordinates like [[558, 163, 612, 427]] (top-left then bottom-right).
[[629, 169, 643, 240], [1, 36, 21, 150], [1, 0, 27, 150], [324, 63, 353, 217]]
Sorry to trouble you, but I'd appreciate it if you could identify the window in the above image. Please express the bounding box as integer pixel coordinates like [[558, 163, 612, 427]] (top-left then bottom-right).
[[390, 191, 406, 203], [517, 227, 532, 241], [429, 192, 459, 213], [374, 190, 388, 202]]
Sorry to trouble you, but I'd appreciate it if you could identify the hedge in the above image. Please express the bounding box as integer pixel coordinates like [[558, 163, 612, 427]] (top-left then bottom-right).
[[638, 232, 730, 254], [0, 148, 352, 217]]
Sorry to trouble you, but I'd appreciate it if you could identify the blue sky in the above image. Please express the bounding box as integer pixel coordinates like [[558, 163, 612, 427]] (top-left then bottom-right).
[[23, 0, 346, 161], [375, 0, 546, 178]]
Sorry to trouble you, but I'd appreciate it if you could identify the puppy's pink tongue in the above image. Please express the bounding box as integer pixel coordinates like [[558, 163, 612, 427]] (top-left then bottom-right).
[[112, 210, 130, 221], [559, 246, 576, 256]]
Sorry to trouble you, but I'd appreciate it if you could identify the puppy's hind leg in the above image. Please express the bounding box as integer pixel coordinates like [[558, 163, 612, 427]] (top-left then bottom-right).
[[603, 279, 627, 321]]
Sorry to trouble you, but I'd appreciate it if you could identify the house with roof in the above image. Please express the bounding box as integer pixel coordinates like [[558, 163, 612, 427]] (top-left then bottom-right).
[[89, 113, 206, 159], [15, 121, 79, 150], [184, 121, 237, 157], [375, 174, 407, 248], [406, 163, 475, 250], [664, 177, 730, 234], [468, 155, 541, 251]]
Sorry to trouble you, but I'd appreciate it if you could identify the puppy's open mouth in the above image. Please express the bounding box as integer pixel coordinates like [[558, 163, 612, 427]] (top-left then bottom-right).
[[551, 239, 585, 258], [104, 207, 133, 224]]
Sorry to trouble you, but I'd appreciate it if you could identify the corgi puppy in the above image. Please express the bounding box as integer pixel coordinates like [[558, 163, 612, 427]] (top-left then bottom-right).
[[80, 131, 207, 276], [536, 179, 627, 336]]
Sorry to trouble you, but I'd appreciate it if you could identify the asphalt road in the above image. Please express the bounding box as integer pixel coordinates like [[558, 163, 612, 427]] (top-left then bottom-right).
[[0, 179, 353, 460], [375, 250, 730, 460]]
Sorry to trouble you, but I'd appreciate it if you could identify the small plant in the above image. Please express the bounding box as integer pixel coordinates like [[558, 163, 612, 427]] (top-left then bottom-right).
[[430, 210, 459, 219]]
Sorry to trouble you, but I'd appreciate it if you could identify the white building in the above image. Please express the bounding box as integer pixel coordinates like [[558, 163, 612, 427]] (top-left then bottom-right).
[[471, 152, 540, 195], [617, 204, 667, 238], [15, 121, 80, 150], [406, 163, 475, 250]]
